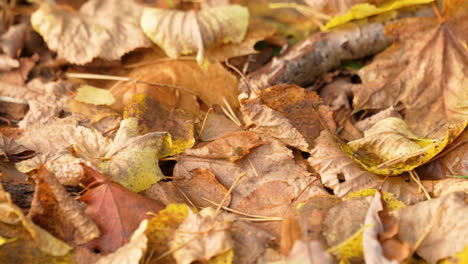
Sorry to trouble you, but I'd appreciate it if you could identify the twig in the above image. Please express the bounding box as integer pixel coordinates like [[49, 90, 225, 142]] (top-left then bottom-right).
[[213, 172, 246, 218], [203, 197, 283, 221], [198, 108, 213, 140], [409, 170, 431, 200]]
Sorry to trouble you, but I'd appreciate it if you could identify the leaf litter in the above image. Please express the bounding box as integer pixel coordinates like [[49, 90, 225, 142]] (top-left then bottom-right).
[[0, 0, 466, 263]]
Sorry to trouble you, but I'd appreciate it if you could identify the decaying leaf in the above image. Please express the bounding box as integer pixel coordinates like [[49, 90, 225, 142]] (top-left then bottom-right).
[[144, 203, 189, 264], [111, 60, 239, 114], [352, 0, 468, 137], [0, 183, 73, 258], [96, 220, 148, 264], [287, 240, 332, 264], [0, 135, 31, 162], [309, 130, 381, 196], [362, 192, 408, 264], [184, 131, 263, 161], [305, 0, 366, 17], [0, 79, 73, 129], [78, 164, 164, 254], [124, 95, 195, 158], [395, 191, 468, 263], [241, 84, 336, 152], [31, 0, 151, 64], [348, 119, 466, 175], [28, 167, 100, 245], [140, 5, 249, 64], [322, 0, 434, 30], [170, 207, 234, 264]]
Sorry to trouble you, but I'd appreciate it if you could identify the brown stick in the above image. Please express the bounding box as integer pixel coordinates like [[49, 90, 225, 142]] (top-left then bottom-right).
[[240, 5, 434, 93]]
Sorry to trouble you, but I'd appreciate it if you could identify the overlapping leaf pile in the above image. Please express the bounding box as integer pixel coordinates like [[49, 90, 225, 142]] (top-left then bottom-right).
[[0, 0, 467, 263]]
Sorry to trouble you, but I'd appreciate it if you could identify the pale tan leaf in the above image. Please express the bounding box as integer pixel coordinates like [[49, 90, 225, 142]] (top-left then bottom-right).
[[170, 208, 234, 264], [395, 192, 468, 263], [0, 54, 18, 71], [305, 0, 367, 16], [31, 0, 151, 64], [287, 240, 332, 264], [362, 192, 399, 264], [0, 135, 30, 162], [140, 5, 249, 64], [96, 220, 148, 264], [309, 130, 381, 196]]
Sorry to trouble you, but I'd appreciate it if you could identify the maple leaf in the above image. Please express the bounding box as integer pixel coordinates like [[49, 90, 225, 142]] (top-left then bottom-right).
[[395, 191, 468, 263], [140, 5, 249, 65], [31, 0, 151, 65], [78, 164, 164, 254], [241, 84, 336, 152], [29, 167, 100, 245], [352, 0, 468, 137]]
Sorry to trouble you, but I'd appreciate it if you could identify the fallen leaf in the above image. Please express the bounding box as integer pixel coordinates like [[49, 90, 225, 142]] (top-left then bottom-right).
[[0, 135, 31, 162], [229, 220, 273, 263], [144, 203, 189, 264], [0, 54, 18, 71], [75, 85, 116, 106], [124, 95, 195, 158], [432, 178, 468, 197], [175, 136, 325, 207], [395, 191, 468, 263], [111, 60, 239, 114], [309, 130, 382, 196], [362, 192, 409, 264], [322, 0, 434, 30], [348, 119, 466, 175], [78, 164, 164, 254], [198, 112, 242, 142], [184, 131, 263, 161], [305, 0, 366, 16], [173, 168, 231, 208], [96, 220, 148, 264], [140, 5, 249, 64], [352, 0, 468, 137], [0, 79, 73, 129], [31, 0, 151, 64], [0, 23, 27, 57], [241, 84, 336, 152], [286, 240, 332, 264], [0, 183, 73, 257], [170, 207, 234, 264], [142, 182, 189, 206], [28, 167, 100, 245]]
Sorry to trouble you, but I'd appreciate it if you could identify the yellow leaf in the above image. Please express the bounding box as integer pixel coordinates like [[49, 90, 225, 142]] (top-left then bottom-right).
[[322, 0, 434, 30], [140, 5, 249, 65], [204, 249, 234, 264], [344, 189, 405, 211], [75, 85, 115, 106], [145, 204, 190, 263]]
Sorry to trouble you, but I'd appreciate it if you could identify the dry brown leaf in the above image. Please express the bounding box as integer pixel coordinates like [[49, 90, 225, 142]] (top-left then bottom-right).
[[362, 192, 408, 264], [395, 192, 468, 263], [230, 220, 274, 263], [28, 167, 100, 245], [198, 112, 242, 141], [175, 136, 325, 207], [305, 0, 366, 16], [78, 164, 164, 254], [0, 135, 31, 162], [0, 183, 73, 257], [0, 23, 27, 57], [352, 0, 468, 136], [67, 100, 122, 134], [142, 182, 188, 206], [184, 131, 263, 161], [0, 55, 37, 86], [0, 79, 73, 129], [309, 130, 381, 196], [111, 61, 239, 113], [31, 0, 151, 65], [0, 54, 18, 71], [173, 167, 231, 208], [241, 84, 336, 152], [170, 207, 234, 264], [96, 220, 148, 264], [355, 106, 402, 132], [286, 240, 332, 264], [432, 178, 468, 197], [140, 5, 249, 64]]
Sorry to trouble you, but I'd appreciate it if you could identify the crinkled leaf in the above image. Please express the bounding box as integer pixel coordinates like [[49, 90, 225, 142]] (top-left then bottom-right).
[[141, 5, 249, 65], [352, 0, 468, 136], [31, 0, 151, 64]]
